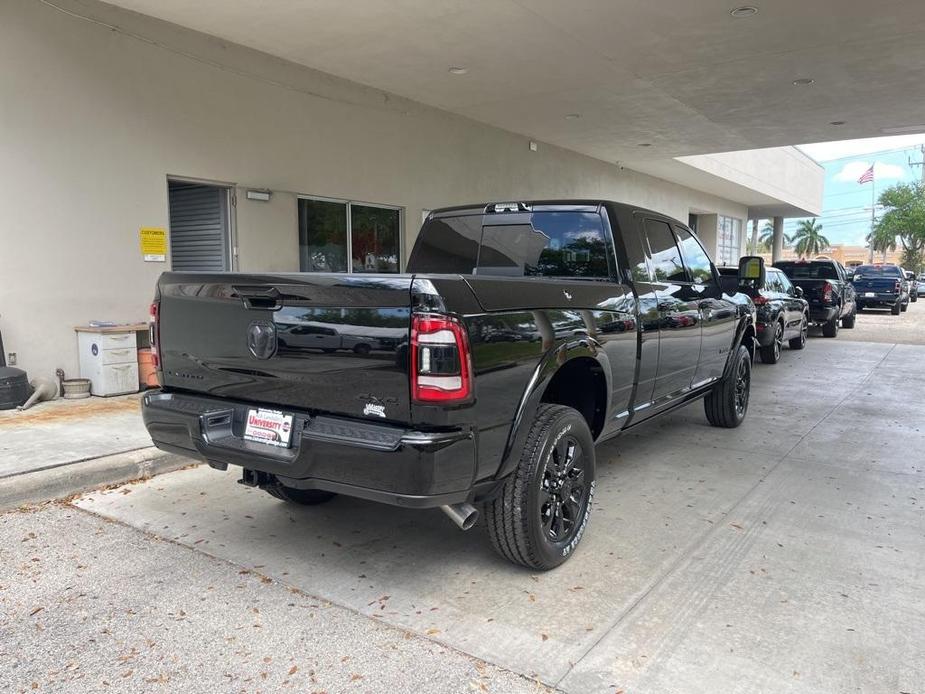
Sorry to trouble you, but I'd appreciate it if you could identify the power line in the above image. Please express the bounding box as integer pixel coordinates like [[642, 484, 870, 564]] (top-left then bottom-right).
[[800, 143, 925, 163]]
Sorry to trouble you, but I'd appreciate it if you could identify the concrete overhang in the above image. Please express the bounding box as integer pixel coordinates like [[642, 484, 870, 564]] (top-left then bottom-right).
[[100, 0, 925, 163], [629, 147, 824, 219]]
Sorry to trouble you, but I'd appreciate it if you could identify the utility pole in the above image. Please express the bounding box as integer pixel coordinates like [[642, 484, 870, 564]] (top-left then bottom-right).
[[907, 144, 925, 183]]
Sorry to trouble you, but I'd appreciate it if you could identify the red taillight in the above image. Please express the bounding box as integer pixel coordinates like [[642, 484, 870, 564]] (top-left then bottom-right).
[[411, 314, 472, 403], [149, 301, 161, 370], [753, 294, 768, 305], [894, 280, 902, 293], [821, 282, 834, 303]]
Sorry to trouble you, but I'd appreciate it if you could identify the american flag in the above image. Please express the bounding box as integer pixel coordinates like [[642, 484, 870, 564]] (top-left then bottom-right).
[[858, 165, 874, 184]]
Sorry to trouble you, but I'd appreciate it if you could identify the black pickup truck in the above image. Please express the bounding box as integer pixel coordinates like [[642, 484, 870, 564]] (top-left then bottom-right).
[[773, 259, 856, 337], [143, 201, 759, 569], [852, 263, 910, 315]]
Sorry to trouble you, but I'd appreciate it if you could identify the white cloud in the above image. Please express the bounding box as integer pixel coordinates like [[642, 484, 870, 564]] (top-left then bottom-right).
[[833, 160, 906, 183]]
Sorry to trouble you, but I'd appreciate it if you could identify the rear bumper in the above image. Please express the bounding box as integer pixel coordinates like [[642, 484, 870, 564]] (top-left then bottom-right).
[[856, 293, 899, 306], [808, 305, 839, 323], [142, 390, 482, 508]]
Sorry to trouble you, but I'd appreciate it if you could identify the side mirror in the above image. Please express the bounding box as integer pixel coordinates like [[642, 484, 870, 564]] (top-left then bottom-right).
[[794, 286, 804, 298], [738, 255, 766, 288]]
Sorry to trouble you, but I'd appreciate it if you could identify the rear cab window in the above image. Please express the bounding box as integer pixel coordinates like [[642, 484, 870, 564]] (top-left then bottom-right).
[[408, 207, 616, 280], [853, 264, 904, 279], [775, 261, 839, 280]]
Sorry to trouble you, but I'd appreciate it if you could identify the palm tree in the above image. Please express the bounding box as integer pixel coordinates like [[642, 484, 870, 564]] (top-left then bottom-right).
[[791, 219, 829, 257], [758, 221, 791, 252]]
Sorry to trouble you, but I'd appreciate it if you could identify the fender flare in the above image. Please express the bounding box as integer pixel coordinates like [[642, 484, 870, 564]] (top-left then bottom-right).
[[726, 315, 756, 378], [494, 340, 611, 481]]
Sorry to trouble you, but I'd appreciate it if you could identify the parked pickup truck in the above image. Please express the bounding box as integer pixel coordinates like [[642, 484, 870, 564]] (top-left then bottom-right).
[[773, 259, 856, 337], [852, 263, 910, 315], [143, 201, 759, 569]]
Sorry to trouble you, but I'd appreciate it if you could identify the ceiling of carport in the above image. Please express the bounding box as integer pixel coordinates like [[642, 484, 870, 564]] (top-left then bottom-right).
[[103, 0, 925, 164]]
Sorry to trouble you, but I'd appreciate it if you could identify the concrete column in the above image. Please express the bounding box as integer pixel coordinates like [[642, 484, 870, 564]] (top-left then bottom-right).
[[749, 219, 759, 255], [772, 216, 785, 263]]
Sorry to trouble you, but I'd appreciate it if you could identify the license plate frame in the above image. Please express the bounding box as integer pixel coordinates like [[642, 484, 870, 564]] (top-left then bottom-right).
[[244, 408, 294, 448]]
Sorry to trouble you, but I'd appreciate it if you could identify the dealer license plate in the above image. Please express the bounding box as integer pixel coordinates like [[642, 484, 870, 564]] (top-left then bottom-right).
[[244, 408, 294, 448], [864, 292, 875, 298]]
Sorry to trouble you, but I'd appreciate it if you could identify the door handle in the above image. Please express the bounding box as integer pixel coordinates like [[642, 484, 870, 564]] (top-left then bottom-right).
[[234, 285, 282, 311]]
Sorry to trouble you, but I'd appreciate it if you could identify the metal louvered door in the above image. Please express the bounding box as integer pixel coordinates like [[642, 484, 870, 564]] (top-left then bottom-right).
[[168, 181, 231, 271]]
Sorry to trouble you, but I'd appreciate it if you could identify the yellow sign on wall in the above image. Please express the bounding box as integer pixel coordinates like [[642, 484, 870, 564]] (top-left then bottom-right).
[[140, 227, 167, 262]]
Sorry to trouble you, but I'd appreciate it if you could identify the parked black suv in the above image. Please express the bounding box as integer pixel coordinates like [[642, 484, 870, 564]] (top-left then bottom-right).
[[143, 201, 759, 569], [719, 265, 809, 363]]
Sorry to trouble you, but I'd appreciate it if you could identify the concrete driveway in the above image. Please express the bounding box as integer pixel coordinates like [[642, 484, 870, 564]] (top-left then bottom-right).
[[55, 337, 925, 694]]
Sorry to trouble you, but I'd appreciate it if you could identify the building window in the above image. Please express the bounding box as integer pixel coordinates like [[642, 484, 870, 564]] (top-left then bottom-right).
[[298, 197, 402, 273], [716, 215, 742, 266]]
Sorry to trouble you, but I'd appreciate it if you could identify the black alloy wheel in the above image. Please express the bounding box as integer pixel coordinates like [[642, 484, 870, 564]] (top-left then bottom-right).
[[733, 354, 750, 418], [539, 433, 589, 543], [704, 344, 751, 428], [485, 404, 596, 570]]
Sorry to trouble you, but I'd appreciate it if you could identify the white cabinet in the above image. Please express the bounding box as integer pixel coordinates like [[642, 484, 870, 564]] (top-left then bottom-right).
[[76, 329, 140, 396]]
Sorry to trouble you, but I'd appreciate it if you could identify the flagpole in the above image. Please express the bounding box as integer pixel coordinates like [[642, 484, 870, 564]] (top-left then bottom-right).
[[869, 169, 875, 264]]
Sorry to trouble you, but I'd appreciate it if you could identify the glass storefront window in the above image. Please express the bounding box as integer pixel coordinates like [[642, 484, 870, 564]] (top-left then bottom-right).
[[298, 197, 402, 273], [716, 215, 742, 266], [298, 198, 348, 272], [351, 204, 400, 273]]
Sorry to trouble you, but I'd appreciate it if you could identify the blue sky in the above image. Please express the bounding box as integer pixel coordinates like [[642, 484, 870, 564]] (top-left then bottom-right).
[[782, 135, 925, 246]]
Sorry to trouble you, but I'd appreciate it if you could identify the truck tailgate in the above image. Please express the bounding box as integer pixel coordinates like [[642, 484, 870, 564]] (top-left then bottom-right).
[[156, 273, 414, 423]]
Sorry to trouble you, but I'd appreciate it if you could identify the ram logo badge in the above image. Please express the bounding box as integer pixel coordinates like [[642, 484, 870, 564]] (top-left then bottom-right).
[[247, 321, 277, 360]]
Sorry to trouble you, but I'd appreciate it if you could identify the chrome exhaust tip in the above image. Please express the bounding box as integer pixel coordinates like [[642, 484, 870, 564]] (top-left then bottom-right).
[[440, 503, 479, 531]]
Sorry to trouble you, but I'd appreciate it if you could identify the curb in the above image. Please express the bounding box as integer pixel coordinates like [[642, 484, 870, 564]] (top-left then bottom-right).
[[0, 447, 193, 511]]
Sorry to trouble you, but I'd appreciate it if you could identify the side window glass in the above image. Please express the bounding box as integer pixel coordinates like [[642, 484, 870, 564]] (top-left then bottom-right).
[[778, 273, 794, 294], [644, 220, 688, 283], [674, 227, 715, 286]]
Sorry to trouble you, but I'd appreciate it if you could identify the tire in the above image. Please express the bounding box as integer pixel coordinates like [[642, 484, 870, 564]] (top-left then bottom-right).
[[901, 301, 908, 313], [759, 321, 783, 364], [789, 314, 808, 350], [353, 343, 372, 355], [822, 315, 839, 337], [841, 308, 856, 329], [484, 404, 596, 570], [856, 302, 865, 312], [704, 344, 751, 429], [912, 294, 918, 303], [265, 480, 337, 505], [892, 302, 901, 315]]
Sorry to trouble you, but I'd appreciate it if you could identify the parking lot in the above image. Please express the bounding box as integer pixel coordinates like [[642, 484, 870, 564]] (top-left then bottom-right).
[[4, 303, 924, 693]]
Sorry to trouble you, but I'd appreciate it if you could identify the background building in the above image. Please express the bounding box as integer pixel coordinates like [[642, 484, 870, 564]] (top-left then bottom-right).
[[0, 0, 842, 381]]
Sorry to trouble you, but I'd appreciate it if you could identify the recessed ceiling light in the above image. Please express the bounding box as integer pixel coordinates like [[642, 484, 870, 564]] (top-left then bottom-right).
[[729, 6, 758, 17], [565, 113, 582, 120], [829, 120, 846, 126], [448, 67, 468, 75], [792, 78, 815, 86], [881, 124, 925, 134], [637, 143, 653, 147]]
